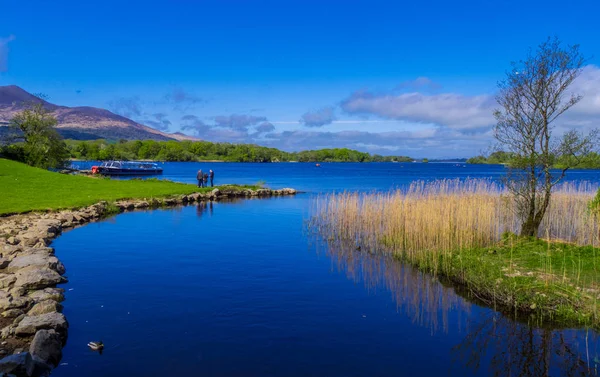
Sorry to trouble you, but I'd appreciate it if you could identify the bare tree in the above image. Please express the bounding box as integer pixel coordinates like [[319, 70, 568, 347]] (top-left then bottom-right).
[[494, 37, 598, 237]]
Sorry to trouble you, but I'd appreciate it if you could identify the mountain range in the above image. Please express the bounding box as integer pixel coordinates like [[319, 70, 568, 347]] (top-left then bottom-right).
[[0, 85, 197, 141]]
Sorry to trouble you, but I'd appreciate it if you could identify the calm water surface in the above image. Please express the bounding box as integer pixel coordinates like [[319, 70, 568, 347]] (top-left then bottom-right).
[[52, 163, 600, 376]]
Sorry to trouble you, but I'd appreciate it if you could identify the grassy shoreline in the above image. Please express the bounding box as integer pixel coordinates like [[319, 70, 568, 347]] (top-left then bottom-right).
[[0, 158, 256, 215], [397, 236, 600, 330]]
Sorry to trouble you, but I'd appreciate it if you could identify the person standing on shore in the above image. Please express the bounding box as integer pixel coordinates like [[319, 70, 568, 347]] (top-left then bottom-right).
[[209, 169, 214, 187], [196, 169, 204, 188]]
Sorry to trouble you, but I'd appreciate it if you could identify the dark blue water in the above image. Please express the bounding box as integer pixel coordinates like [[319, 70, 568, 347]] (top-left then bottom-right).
[[71, 161, 600, 193], [51, 163, 600, 376]]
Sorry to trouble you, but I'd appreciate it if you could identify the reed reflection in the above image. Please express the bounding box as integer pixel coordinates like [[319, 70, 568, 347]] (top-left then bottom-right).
[[317, 236, 600, 376]]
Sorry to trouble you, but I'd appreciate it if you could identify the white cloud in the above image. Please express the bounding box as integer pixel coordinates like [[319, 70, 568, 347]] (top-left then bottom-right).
[[341, 90, 496, 130]]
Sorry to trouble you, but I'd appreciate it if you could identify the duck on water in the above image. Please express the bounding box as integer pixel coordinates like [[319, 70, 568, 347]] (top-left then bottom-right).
[[91, 161, 163, 176]]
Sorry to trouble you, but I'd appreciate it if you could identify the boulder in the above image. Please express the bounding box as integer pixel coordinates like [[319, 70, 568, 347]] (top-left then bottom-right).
[[1, 245, 22, 257], [29, 329, 62, 367], [27, 289, 64, 304], [0, 275, 16, 289], [162, 198, 176, 206], [13, 268, 66, 291], [0, 351, 35, 376], [13, 314, 25, 325], [27, 301, 62, 316], [31, 354, 53, 377], [31, 220, 62, 237], [7, 254, 65, 275], [0, 293, 31, 312], [134, 201, 149, 209], [0, 291, 10, 311], [15, 232, 52, 248], [0, 324, 15, 339], [14, 313, 68, 337], [58, 212, 74, 223], [1, 309, 23, 318]]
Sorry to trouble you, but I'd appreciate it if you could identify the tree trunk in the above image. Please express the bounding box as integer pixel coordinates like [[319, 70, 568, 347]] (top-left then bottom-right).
[[519, 215, 539, 237]]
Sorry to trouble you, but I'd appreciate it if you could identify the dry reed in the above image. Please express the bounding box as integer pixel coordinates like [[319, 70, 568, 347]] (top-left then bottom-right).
[[313, 179, 598, 266]]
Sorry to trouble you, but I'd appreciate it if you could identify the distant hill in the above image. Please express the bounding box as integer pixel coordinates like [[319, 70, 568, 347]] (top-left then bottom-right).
[[0, 85, 198, 142]]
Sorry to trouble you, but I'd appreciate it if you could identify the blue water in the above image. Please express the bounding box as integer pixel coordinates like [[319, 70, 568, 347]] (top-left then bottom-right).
[[71, 161, 600, 193], [51, 163, 600, 376]]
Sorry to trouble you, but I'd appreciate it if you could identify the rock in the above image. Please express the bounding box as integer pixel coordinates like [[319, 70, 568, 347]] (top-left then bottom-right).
[[15, 232, 51, 248], [29, 329, 62, 367], [7, 254, 65, 275], [118, 202, 134, 210], [12, 314, 25, 325], [8, 286, 27, 298], [13, 268, 66, 291], [1, 324, 15, 339], [6, 237, 18, 246], [211, 189, 220, 196], [27, 289, 64, 304], [0, 258, 10, 269], [31, 354, 53, 377], [0, 351, 35, 376], [58, 212, 74, 223], [1, 309, 23, 318], [14, 312, 68, 337], [0, 293, 31, 312], [256, 189, 271, 196], [0, 275, 16, 289], [1, 245, 22, 257], [134, 201, 149, 209], [32, 220, 62, 236], [27, 301, 62, 317]]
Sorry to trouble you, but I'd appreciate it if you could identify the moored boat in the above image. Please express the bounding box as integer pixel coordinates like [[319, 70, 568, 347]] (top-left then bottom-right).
[[92, 161, 163, 176]]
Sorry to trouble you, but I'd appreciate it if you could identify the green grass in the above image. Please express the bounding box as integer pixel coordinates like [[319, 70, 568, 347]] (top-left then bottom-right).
[[393, 234, 600, 329], [0, 159, 256, 215]]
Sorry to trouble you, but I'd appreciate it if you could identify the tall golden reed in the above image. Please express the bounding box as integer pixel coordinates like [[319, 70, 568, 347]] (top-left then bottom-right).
[[312, 179, 599, 273]]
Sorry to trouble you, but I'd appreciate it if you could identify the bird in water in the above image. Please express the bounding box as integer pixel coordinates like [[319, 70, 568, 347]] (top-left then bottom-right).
[[87, 341, 104, 352]]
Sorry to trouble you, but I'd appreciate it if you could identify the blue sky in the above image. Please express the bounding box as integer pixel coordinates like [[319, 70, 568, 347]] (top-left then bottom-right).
[[1, 0, 600, 158]]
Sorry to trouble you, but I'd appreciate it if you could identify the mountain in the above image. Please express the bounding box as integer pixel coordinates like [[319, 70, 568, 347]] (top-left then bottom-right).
[[0, 85, 198, 141]]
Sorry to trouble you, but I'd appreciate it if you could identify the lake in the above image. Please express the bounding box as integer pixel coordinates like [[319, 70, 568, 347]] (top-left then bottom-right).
[[52, 163, 600, 376]]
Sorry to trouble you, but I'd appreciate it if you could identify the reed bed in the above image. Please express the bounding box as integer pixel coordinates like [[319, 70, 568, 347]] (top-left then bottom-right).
[[310, 179, 600, 328]]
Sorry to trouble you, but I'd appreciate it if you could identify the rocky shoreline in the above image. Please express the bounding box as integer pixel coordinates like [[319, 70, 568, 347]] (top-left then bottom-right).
[[0, 187, 296, 376]]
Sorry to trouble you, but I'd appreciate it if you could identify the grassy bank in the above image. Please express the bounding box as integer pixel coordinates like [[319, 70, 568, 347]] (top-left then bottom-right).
[[0, 158, 253, 215], [312, 179, 600, 329]]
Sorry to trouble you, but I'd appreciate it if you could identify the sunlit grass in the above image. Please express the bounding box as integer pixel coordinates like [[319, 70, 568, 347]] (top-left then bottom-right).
[[0, 158, 257, 215]]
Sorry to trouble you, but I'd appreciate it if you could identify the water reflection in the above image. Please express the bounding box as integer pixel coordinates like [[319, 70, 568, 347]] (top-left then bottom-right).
[[317, 237, 600, 376], [195, 201, 214, 217]]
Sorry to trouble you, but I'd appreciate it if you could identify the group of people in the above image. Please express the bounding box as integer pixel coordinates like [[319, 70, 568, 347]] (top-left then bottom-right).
[[196, 169, 214, 187]]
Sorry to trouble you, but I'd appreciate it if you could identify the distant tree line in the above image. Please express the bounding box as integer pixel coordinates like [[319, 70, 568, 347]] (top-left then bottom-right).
[[63, 139, 413, 163], [467, 150, 600, 169]]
